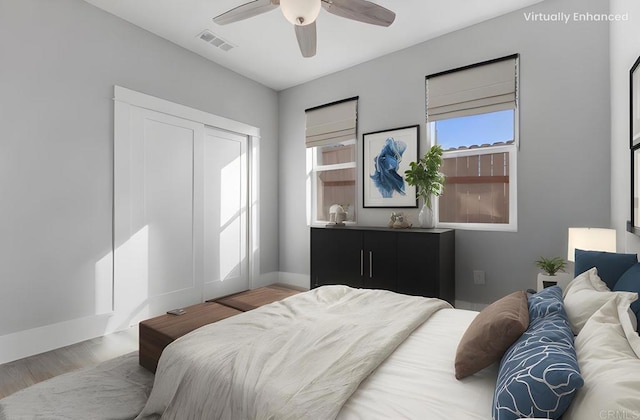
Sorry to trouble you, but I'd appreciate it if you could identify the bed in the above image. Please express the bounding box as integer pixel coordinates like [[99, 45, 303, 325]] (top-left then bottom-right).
[[1, 251, 637, 419], [136, 249, 640, 420], [136, 287, 496, 420]]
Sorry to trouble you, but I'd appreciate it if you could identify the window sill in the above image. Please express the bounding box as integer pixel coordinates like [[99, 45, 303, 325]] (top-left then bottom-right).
[[436, 222, 517, 232]]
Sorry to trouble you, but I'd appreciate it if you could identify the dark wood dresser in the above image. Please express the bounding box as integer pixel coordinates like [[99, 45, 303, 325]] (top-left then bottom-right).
[[310, 226, 455, 304]]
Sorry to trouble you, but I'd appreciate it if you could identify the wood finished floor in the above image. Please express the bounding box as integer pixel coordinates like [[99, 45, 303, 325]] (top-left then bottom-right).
[[0, 327, 138, 399]]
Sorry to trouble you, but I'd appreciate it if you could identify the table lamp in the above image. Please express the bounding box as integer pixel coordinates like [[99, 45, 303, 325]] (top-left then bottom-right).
[[567, 227, 616, 262]]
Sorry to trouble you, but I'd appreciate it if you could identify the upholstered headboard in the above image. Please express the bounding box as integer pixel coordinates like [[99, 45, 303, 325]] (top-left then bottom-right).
[[573, 249, 640, 327]]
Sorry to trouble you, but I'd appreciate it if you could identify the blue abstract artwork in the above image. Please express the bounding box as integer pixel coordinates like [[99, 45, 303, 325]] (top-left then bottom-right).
[[363, 125, 418, 208], [370, 137, 407, 198]]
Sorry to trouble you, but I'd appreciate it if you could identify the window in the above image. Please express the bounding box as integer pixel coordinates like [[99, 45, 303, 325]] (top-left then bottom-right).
[[312, 142, 357, 223], [426, 55, 518, 231], [306, 98, 358, 223]]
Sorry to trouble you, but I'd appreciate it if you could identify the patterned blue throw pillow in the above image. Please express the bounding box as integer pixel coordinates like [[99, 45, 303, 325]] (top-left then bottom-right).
[[493, 292, 583, 420], [527, 285, 563, 322]]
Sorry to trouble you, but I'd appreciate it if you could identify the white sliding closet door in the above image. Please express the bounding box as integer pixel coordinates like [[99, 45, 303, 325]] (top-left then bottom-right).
[[115, 97, 252, 322], [115, 107, 204, 317], [202, 127, 249, 298]]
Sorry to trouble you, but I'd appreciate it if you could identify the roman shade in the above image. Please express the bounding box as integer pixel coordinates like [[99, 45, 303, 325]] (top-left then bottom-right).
[[427, 55, 518, 122], [305, 97, 358, 148]]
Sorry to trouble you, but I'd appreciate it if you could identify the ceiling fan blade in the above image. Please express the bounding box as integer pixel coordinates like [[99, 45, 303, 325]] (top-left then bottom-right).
[[321, 0, 395, 27], [295, 22, 317, 58], [214, 0, 280, 25]]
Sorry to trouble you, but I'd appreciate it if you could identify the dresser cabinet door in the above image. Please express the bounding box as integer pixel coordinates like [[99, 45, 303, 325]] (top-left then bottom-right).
[[363, 231, 397, 291], [396, 231, 455, 304], [311, 228, 363, 288], [396, 232, 440, 298]]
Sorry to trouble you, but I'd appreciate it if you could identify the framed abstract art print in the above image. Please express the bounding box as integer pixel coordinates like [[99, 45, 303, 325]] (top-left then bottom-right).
[[363, 125, 419, 208]]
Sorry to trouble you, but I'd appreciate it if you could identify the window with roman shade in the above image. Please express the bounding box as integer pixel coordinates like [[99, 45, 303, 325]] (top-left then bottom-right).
[[306, 97, 358, 223], [305, 98, 358, 148], [427, 56, 518, 122], [426, 55, 518, 231]]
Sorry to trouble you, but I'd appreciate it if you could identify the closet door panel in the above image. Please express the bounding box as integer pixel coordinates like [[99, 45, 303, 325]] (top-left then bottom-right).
[[115, 106, 204, 320], [202, 128, 249, 299], [142, 117, 195, 296]]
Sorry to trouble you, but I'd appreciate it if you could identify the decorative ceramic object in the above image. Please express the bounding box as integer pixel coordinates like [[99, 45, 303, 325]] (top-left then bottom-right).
[[418, 203, 434, 228], [327, 204, 346, 226], [388, 212, 412, 229]]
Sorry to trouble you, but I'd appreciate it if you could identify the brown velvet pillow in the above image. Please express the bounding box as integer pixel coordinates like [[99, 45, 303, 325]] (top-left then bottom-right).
[[454, 290, 529, 380]]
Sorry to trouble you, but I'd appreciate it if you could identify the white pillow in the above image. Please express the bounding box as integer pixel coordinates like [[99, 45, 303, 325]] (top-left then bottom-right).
[[562, 267, 609, 297], [562, 268, 637, 335], [563, 294, 640, 420]]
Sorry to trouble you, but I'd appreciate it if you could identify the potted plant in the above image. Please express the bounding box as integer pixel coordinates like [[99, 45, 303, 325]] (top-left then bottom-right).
[[404, 145, 445, 228], [534, 256, 571, 291]]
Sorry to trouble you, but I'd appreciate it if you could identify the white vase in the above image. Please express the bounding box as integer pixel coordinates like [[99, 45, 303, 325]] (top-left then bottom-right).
[[418, 204, 434, 228]]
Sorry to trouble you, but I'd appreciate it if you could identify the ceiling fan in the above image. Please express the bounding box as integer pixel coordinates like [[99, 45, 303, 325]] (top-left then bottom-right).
[[213, 0, 395, 58]]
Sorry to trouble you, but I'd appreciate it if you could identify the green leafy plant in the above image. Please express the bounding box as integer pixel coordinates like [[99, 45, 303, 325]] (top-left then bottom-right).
[[404, 145, 445, 210], [535, 256, 567, 276]]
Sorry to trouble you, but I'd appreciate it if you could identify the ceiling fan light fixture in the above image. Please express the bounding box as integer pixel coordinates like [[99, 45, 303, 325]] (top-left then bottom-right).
[[280, 0, 321, 26]]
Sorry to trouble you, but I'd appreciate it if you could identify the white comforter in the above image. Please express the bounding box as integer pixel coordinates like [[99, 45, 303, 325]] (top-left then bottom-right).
[[338, 308, 498, 419], [136, 285, 451, 420]]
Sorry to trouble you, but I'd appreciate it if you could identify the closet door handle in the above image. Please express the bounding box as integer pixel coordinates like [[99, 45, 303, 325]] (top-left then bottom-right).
[[369, 251, 373, 278], [360, 250, 364, 276]]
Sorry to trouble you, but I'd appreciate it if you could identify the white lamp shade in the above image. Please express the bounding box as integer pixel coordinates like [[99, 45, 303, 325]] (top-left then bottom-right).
[[280, 0, 321, 25], [567, 228, 616, 262]]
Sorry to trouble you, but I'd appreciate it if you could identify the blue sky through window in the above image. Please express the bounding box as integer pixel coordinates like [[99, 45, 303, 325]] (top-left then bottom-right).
[[434, 109, 514, 150]]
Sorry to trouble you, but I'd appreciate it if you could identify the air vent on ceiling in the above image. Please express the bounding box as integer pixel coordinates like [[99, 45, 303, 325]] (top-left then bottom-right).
[[198, 30, 235, 52]]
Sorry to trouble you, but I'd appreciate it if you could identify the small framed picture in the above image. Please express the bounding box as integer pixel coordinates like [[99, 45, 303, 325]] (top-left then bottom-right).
[[632, 55, 640, 148], [363, 125, 419, 208], [630, 55, 640, 236], [632, 147, 640, 233]]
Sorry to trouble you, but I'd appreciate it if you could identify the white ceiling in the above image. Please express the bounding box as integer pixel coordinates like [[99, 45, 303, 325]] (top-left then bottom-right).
[[83, 0, 544, 91]]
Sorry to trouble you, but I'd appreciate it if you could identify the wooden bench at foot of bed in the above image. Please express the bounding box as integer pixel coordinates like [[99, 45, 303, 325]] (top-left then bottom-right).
[[139, 284, 303, 372], [139, 302, 242, 373], [209, 283, 304, 311]]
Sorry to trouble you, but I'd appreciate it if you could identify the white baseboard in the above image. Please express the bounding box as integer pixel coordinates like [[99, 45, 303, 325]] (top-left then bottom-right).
[[455, 300, 488, 311], [251, 271, 280, 289], [0, 313, 117, 365], [277, 272, 310, 290], [0, 271, 296, 365]]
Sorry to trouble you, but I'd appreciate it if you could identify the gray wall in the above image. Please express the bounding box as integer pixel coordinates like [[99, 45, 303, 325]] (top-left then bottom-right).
[[611, 0, 640, 254], [0, 0, 279, 336], [278, 0, 611, 304]]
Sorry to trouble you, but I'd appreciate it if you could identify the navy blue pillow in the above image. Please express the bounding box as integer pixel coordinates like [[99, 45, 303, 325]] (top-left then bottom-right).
[[493, 300, 583, 420], [528, 285, 563, 322], [614, 263, 640, 329], [574, 249, 637, 290]]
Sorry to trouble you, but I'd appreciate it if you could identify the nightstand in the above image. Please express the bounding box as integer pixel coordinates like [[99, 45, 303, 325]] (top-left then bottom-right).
[[536, 272, 572, 292]]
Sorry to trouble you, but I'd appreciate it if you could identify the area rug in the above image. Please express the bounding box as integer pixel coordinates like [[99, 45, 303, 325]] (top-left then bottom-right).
[[0, 352, 153, 420]]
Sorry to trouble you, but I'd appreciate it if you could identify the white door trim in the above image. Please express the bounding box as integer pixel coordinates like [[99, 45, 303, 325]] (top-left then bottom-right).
[[114, 86, 260, 139]]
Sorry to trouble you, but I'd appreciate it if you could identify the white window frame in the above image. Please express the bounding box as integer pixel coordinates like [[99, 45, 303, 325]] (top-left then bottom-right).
[[430, 121, 518, 232], [426, 54, 519, 232], [310, 139, 358, 225]]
